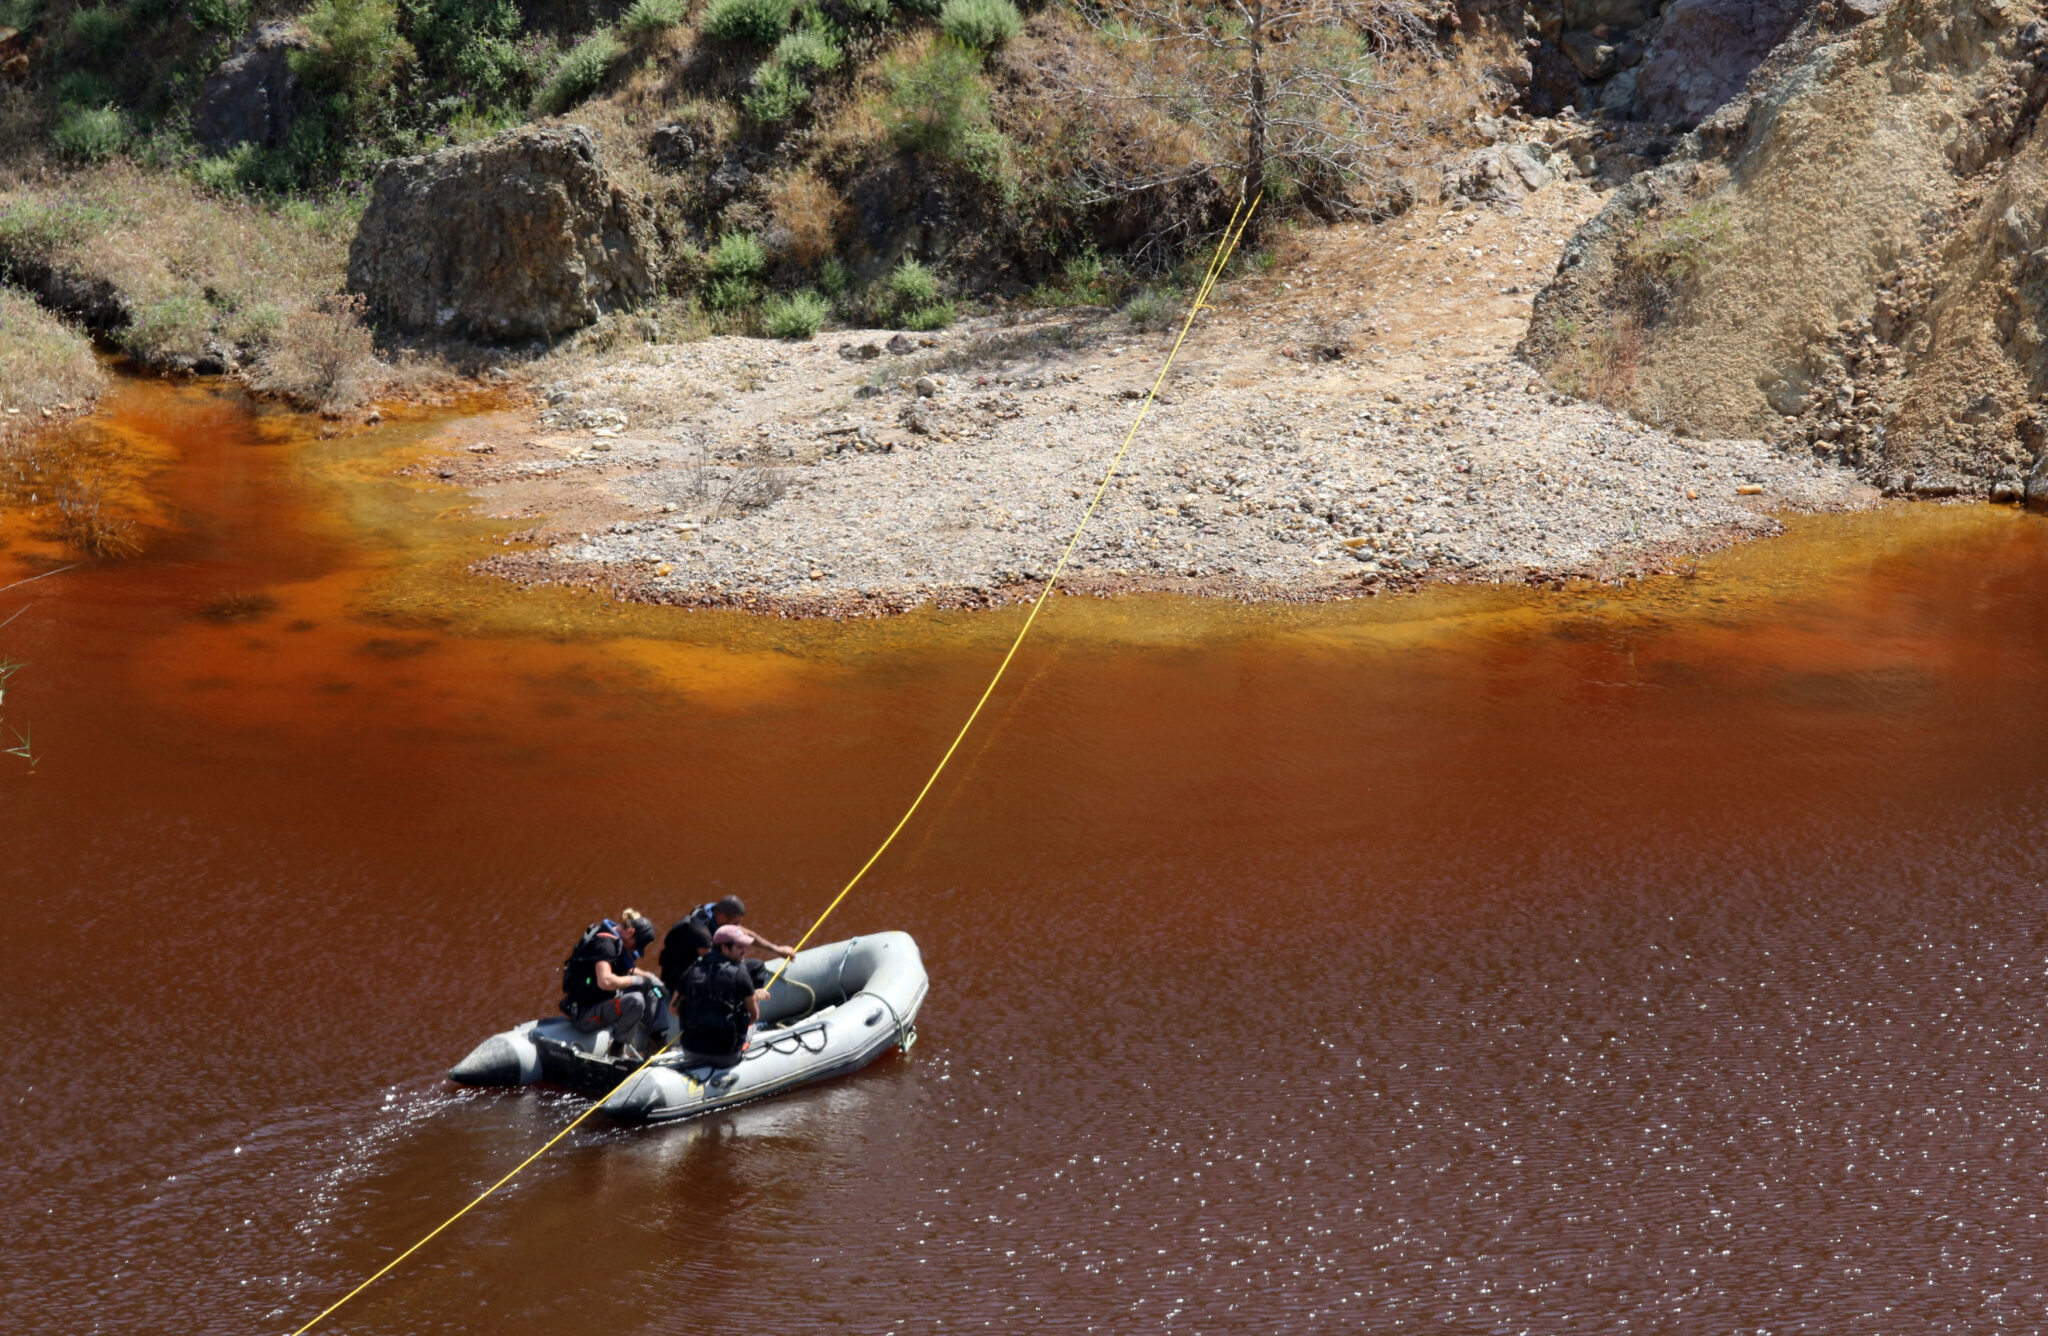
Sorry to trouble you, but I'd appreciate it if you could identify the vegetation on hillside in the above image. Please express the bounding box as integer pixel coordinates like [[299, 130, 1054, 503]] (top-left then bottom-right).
[[0, 0, 1502, 347]]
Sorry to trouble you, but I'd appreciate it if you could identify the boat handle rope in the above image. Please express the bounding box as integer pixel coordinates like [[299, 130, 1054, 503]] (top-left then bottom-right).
[[283, 193, 1259, 1336]]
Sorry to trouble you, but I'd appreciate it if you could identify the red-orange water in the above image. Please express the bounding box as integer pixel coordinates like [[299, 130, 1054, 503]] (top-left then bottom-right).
[[7, 376, 2048, 1334]]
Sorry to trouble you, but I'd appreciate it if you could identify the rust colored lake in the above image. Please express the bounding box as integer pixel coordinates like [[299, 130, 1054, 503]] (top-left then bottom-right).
[[6, 375, 2048, 1334]]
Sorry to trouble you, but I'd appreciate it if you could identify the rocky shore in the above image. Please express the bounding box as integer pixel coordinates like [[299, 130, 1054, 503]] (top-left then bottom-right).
[[429, 169, 1872, 615]]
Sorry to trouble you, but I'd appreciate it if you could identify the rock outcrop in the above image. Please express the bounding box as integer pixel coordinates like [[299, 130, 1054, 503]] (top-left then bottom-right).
[[1523, 0, 2048, 496], [192, 22, 310, 154], [1634, 0, 1816, 125], [1517, 0, 1815, 126], [1442, 141, 1560, 207], [346, 125, 655, 343]]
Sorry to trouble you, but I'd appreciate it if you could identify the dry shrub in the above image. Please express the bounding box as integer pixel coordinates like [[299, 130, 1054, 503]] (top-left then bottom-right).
[[997, 18, 1235, 253], [767, 168, 847, 265], [815, 89, 891, 172], [251, 294, 382, 412], [53, 478, 140, 560], [562, 79, 677, 206], [0, 290, 105, 419], [1018, 1, 1464, 241], [1545, 314, 1644, 409]]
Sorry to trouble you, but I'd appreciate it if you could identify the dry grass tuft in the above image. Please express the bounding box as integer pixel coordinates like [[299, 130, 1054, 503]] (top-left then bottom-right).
[[768, 168, 847, 266], [0, 289, 105, 422]]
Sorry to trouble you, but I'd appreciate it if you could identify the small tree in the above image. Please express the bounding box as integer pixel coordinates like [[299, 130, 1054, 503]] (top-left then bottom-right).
[[1071, 0, 1426, 222]]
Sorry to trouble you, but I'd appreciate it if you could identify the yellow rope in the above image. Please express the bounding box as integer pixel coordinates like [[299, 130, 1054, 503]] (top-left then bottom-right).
[[287, 1043, 671, 1336], [766, 190, 1262, 974], [286, 195, 1258, 1336]]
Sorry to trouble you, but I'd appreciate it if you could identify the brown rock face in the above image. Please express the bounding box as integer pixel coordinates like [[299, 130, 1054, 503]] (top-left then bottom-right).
[[346, 125, 655, 343]]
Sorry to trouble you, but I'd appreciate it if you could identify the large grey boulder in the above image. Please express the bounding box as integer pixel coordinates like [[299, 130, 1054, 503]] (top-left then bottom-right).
[[192, 22, 311, 153], [1442, 142, 1557, 208], [1634, 0, 1813, 127], [346, 125, 655, 343]]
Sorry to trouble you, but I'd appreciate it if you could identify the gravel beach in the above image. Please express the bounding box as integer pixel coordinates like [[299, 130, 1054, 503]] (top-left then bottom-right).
[[427, 169, 1874, 615]]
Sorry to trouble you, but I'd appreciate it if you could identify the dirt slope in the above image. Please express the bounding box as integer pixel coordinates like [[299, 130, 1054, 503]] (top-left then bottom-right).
[[1525, 0, 2048, 498]]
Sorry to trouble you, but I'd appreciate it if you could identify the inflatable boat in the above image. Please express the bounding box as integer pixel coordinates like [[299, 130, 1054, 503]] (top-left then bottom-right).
[[448, 932, 926, 1125]]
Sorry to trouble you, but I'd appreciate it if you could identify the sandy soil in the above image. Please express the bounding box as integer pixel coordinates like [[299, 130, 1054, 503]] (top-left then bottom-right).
[[418, 167, 1874, 616]]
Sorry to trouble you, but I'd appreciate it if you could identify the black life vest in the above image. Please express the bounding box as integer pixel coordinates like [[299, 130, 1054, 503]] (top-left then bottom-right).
[[677, 954, 751, 1055], [561, 919, 627, 1007]]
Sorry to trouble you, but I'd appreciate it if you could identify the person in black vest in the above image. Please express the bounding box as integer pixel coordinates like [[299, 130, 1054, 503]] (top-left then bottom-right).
[[657, 915, 713, 992], [676, 924, 767, 1066], [560, 910, 659, 1054]]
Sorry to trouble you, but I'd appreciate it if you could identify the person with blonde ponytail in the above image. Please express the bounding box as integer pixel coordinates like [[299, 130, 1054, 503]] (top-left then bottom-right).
[[558, 909, 660, 1056]]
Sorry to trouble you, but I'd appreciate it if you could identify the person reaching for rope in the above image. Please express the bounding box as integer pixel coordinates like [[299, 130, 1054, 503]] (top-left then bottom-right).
[[686, 895, 797, 980], [559, 910, 660, 1057]]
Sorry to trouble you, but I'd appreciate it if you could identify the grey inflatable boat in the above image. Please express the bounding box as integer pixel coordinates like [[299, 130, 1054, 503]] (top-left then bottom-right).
[[448, 932, 926, 1125]]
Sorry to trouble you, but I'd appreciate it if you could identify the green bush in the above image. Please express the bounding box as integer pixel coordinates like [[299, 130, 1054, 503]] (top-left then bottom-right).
[[939, 0, 1020, 49], [704, 276, 759, 311], [703, 235, 767, 310], [192, 150, 248, 194], [817, 256, 851, 297], [842, 0, 891, 19], [1122, 290, 1172, 330], [884, 39, 987, 156], [53, 70, 117, 107], [124, 294, 210, 363], [294, 0, 416, 120], [51, 104, 127, 162], [884, 256, 938, 311], [955, 122, 1017, 200], [536, 29, 624, 114], [623, 0, 687, 35], [702, 0, 793, 45], [409, 0, 536, 108], [761, 290, 829, 339], [709, 232, 768, 280], [69, 4, 127, 57], [184, 0, 249, 30], [742, 59, 809, 121], [903, 300, 955, 331], [771, 24, 844, 74]]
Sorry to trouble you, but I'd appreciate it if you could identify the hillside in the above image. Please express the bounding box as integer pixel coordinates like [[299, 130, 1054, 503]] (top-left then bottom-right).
[[0, 0, 1516, 399]]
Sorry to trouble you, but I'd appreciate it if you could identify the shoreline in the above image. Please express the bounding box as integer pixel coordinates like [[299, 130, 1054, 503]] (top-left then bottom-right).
[[419, 180, 1874, 620], [473, 518, 1805, 621]]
